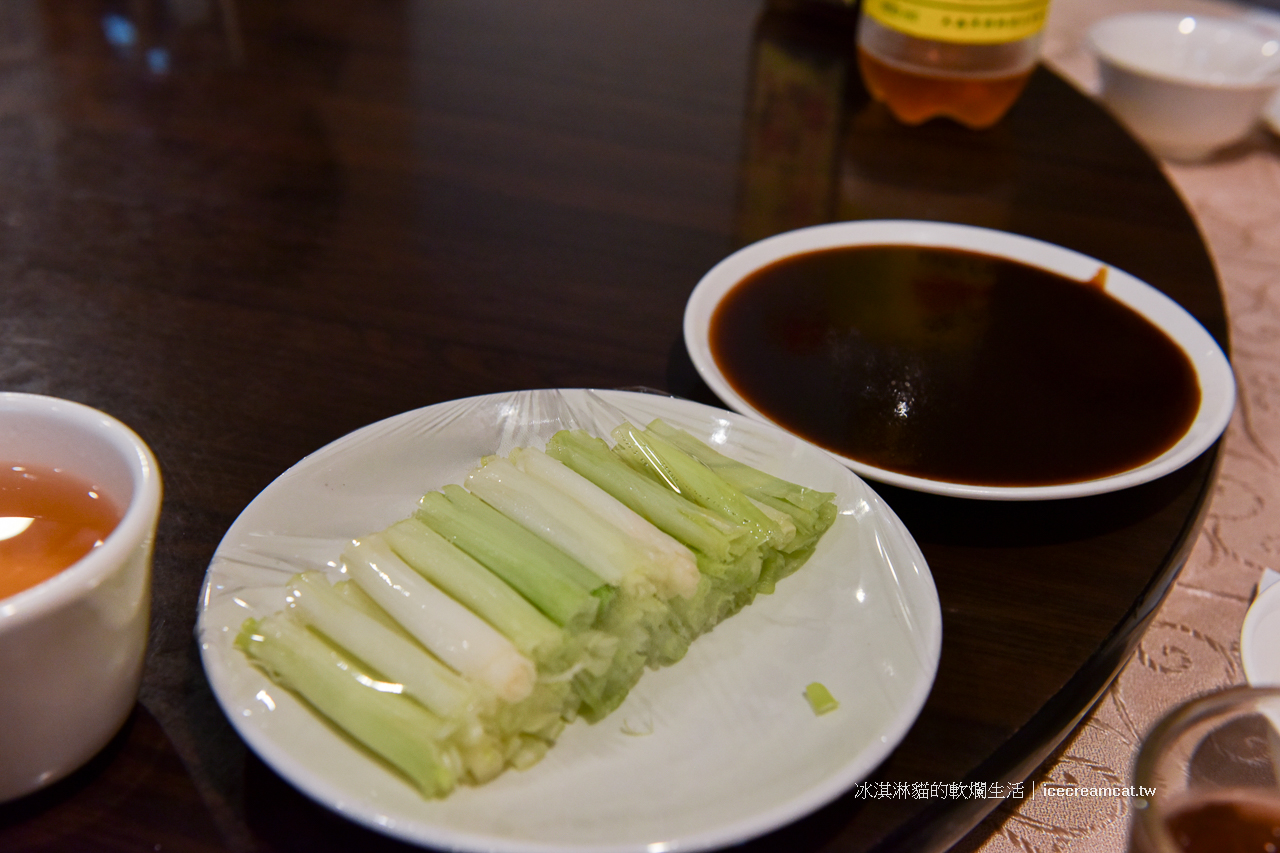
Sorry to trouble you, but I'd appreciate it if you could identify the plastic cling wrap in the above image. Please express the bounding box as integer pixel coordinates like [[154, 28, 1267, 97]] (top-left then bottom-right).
[[197, 388, 941, 853]]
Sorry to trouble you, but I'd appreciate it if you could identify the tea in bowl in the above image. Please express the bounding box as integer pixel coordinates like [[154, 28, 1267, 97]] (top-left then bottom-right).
[[0, 393, 161, 802]]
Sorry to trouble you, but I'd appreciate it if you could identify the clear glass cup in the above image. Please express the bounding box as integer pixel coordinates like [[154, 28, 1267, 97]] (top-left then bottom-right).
[[1130, 685, 1280, 853]]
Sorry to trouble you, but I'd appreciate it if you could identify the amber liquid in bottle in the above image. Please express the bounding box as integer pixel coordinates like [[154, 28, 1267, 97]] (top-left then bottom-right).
[[855, 15, 1040, 129], [856, 47, 1034, 129]]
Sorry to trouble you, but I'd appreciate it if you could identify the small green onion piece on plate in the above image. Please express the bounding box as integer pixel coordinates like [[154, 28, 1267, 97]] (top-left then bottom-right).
[[805, 682, 839, 715]]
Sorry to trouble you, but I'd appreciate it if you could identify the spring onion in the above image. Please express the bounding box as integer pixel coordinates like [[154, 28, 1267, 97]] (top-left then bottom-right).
[[236, 420, 839, 799]]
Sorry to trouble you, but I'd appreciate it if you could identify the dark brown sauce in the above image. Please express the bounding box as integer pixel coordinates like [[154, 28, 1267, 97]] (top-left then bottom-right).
[[709, 244, 1202, 487], [1164, 794, 1280, 853]]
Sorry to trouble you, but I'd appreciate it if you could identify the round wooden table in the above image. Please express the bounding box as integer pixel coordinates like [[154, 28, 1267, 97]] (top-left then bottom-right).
[[0, 2, 1227, 851]]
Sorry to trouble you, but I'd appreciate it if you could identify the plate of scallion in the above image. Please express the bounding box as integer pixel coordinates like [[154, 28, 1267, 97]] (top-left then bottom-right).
[[197, 388, 942, 853]]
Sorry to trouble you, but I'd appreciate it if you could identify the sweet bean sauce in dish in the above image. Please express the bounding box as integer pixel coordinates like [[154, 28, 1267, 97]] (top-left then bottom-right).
[[709, 244, 1202, 488], [0, 463, 121, 600]]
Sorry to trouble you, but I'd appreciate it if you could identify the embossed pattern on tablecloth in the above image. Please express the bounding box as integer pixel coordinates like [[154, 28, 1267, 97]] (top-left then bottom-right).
[[958, 1, 1280, 850]]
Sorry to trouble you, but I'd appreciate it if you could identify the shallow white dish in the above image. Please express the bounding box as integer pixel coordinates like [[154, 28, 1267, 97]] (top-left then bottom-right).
[[684, 220, 1236, 501], [197, 388, 942, 853], [1265, 90, 1280, 137], [1243, 570, 1280, 687]]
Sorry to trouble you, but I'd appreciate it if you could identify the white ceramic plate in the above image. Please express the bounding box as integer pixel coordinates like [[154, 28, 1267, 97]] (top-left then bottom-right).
[[684, 220, 1236, 501], [1243, 570, 1280, 687], [197, 388, 942, 853], [1264, 90, 1280, 138]]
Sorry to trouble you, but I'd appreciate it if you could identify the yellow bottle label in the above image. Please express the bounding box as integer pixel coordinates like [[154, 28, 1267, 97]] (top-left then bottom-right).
[[863, 0, 1049, 45]]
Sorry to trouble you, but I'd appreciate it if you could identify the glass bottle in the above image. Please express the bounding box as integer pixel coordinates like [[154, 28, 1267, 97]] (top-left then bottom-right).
[[856, 0, 1050, 129]]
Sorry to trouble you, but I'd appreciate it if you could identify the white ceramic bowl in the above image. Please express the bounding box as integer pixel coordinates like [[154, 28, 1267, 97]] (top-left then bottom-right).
[[1089, 12, 1280, 160], [0, 393, 162, 802]]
